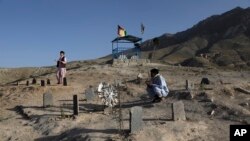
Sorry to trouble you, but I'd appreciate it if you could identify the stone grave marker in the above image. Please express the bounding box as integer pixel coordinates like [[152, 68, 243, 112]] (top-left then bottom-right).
[[172, 101, 186, 121], [130, 106, 143, 133], [43, 93, 53, 107], [201, 77, 210, 85], [185, 80, 192, 90], [73, 95, 79, 115], [32, 78, 37, 84], [47, 79, 51, 85], [63, 77, 67, 86], [85, 86, 95, 101], [26, 81, 29, 86], [41, 80, 45, 86]]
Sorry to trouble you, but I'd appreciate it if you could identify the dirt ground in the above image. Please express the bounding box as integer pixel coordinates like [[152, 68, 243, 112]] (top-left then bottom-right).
[[0, 61, 250, 141]]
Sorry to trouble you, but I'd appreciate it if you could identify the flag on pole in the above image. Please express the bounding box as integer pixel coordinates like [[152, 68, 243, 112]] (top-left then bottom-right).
[[117, 25, 127, 37], [141, 23, 145, 35]]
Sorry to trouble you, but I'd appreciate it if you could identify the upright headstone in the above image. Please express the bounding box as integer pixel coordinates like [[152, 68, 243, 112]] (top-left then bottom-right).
[[16, 81, 19, 86], [201, 77, 210, 85], [85, 86, 95, 101], [172, 101, 186, 121], [32, 78, 37, 84], [63, 77, 67, 86], [41, 80, 45, 86], [130, 106, 143, 133], [47, 79, 51, 85], [26, 80, 29, 86], [185, 80, 191, 90], [43, 93, 53, 107], [73, 95, 79, 115]]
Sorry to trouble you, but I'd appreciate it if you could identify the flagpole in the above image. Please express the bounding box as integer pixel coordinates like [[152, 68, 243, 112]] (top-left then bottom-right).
[[140, 23, 145, 59]]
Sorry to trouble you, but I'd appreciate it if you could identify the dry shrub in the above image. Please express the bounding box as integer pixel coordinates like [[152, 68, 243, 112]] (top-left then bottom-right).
[[221, 86, 234, 97]]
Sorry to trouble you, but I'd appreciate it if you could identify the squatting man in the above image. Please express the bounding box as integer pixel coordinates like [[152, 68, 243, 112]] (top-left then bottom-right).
[[145, 68, 169, 102]]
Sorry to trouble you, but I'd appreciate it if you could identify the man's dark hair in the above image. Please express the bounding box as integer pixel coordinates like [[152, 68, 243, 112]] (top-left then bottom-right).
[[150, 68, 159, 74], [60, 51, 65, 54]]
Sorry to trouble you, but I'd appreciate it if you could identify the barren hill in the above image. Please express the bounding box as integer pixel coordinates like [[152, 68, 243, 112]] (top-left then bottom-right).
[[0, 59, 106, 85], [141, 7, 250, 69], [0, 60, 250, 141]]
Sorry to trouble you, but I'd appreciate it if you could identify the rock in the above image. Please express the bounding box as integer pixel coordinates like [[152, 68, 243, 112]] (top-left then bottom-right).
[[234, 87, 250, 95]]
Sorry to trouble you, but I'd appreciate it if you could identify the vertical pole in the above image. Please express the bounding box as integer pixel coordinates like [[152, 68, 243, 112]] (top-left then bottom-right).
[[185, 80, 189, 90], [118, 87, 122, 133], [73, 95, 79, 115], [112, 42, 114, 59]]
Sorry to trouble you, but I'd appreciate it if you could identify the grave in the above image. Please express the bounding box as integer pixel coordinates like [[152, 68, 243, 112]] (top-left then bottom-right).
[[26, 81, 29, 86], [32, 78, 37, 84], [185, 80, 192, 90], [43, 93, 53, 107], [130, 106, 143, 133], [85, 86, 95, 101], [172, 101, 186, 121], [47, 79, 51, 85], [41, 80, 45, 86], [63, 77, 67, 86], [178, 91, 193, 100], [201, 77, 210, 85], [73, 95, 79, 115]]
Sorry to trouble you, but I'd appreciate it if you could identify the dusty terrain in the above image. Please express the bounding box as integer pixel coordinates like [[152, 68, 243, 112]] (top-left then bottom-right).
[[0, 60, 250, 141]]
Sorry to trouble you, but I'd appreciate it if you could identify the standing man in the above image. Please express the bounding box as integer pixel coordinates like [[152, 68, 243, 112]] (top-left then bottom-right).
[[56, 51, 67, 84], [145, 68, 169, 103]]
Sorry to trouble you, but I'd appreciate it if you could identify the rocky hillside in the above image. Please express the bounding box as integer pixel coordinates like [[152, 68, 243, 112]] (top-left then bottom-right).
[[142, 7, 250, 69]]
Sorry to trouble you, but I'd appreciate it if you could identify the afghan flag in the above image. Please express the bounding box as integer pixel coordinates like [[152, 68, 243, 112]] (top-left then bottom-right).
[[118, 25, 127, 37]]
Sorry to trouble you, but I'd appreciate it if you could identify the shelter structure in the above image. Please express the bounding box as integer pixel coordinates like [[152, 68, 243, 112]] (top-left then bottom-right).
[[111, 35, 142, 59]]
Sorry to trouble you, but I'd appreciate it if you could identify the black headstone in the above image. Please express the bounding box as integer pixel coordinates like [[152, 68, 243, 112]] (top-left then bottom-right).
[[73, 95, 79, 115], [32, 78, 37, 84], [26, 81, 29, 86], [201, 78, 210, 85], [41, 80, 45, 86], [63, 77, 67, 86], [47, 79, 51, 85]]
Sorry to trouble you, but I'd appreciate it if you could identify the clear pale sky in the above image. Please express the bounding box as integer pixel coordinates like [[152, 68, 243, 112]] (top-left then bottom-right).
[[0, 0, 249, 68]]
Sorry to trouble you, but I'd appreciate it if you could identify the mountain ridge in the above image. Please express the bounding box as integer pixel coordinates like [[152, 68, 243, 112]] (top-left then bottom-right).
[[141, 7, 250, 69]]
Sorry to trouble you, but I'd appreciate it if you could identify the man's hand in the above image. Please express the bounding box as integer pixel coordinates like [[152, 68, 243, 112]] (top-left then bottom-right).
[[145, 80, 152, 86]]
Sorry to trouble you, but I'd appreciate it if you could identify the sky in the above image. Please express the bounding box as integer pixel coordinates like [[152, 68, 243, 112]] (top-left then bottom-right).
[[0, 0, 249, 68]]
